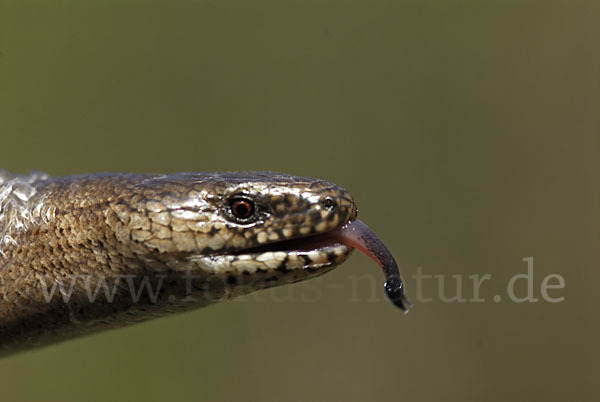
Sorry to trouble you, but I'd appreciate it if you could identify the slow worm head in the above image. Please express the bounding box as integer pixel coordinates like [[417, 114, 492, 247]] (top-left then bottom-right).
[[0, 170, 409, 356]]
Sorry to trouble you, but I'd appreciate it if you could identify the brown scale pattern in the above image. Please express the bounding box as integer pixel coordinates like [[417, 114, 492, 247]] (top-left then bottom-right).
[[0, 172, 356, 356]]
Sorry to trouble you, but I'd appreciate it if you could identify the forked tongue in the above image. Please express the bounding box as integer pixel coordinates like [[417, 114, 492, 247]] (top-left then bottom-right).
[[333, 220, 411, 313]]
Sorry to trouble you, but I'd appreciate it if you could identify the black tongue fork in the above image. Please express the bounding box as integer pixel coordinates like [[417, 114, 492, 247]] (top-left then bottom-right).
[[384, 275, 412, 313]]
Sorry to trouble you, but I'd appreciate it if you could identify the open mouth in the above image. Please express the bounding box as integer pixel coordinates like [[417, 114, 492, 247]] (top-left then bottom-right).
[[230, 227, 353, 271], [188, 224, 352, 278], [239, 231, 344, 253], [190, 219, 410, 312]]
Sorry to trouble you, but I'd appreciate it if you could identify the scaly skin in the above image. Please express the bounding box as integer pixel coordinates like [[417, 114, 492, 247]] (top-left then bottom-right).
[[0, 170, 357, 356]]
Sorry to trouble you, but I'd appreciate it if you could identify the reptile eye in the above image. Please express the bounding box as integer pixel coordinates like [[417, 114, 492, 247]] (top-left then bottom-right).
[[322, 197, 337, 211], [230, 198, 255, 220]]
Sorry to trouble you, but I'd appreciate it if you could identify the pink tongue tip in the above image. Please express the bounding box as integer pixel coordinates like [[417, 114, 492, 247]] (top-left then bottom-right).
[[333, 220, 411, 313]]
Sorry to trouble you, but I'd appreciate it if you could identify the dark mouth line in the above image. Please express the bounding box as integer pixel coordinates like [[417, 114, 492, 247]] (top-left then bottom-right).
[[229, 227, 346, 256]]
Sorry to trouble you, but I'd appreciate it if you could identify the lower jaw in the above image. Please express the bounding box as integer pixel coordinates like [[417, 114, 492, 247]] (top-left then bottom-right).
[[175, 243, 352, 301], [180, 228, 354, 295], [188, 242, 352, 275], [227, 244, 353, 296]]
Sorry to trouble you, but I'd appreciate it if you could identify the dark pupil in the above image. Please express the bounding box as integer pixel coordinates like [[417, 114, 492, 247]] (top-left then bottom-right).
[[233, 201, 251, 218]]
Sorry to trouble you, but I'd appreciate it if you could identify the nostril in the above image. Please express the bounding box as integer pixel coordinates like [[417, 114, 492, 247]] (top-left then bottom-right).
[[322, 197, 337, 211]]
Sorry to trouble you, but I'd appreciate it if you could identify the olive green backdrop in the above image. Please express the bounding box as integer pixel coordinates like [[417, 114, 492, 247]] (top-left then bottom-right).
[[0, 1, 598, 401]]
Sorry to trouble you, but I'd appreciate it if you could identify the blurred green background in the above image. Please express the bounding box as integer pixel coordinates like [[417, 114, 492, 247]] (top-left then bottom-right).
[[0, 0, 598, 401]]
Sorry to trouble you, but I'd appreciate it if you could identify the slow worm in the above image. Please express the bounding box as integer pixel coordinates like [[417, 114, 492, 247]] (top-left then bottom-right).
[[0, 170, 409, 357]]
